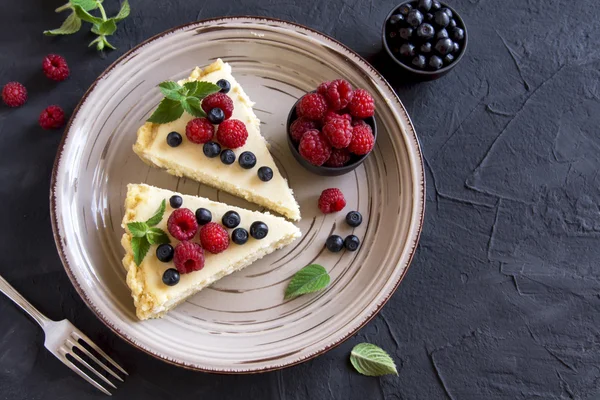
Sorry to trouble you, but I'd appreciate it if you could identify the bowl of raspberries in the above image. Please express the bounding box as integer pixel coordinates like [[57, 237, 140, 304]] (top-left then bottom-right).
[[383, 0, 467, 80], [287, 79, 377, 176]]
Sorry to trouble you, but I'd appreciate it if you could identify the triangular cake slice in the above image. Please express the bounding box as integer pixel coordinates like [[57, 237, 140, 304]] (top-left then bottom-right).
[[121, 183, 301, 320], [133, 59, 301, 221]]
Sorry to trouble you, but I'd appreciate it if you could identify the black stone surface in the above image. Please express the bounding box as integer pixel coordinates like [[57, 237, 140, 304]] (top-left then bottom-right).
[[1, 0, 600, 399]]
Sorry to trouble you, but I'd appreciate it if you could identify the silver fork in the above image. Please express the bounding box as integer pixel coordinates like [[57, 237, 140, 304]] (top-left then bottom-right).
[[0, 275, 127, 395]]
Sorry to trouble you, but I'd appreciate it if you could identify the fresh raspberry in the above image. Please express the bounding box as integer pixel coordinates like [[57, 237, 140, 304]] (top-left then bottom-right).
[[167, 208, 198, 241], [348, 123, 375, 155], [324, 148, 351, 167], [296, 93, 328, 121], [299, 129, 331, 166], [348, 89, 375, 119], [325, 79, 354, 110], [217, 119, 248, 148], [317, 81, 331, 97], [322, 117, 353, 149], [290, 117, 318, 143], [202, 93, 234, 120], [351, 118, 367, 127], [185, 117, 214, 144], [323, 111, 352, 124], [42, 54, 70, 82], [318, 188, 346, 214], [38, 105, 65, 130], [173, 241, 205, 274], [199, 222, 230, 254], [2, 82, 27, 107]]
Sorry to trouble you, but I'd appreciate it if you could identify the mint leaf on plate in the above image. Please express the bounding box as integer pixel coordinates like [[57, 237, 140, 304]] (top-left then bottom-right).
[[284, 264, 330, 299], [43, 12, 82, 36], [146, 228, 170, 245], [159, 81, 184, 101], [350, 343, 398, 377], [184, 81, 221, 98], [147, 98, 184, 124], [145, 199, 166, 226], [127, 222, 148, 237], [131, 236, 151, 266]]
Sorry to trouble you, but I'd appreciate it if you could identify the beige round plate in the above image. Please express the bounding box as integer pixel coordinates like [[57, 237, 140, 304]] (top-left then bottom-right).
[[51, 17, 425, 373]]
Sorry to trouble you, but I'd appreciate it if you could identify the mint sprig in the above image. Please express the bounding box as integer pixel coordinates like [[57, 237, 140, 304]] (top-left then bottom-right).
[[44, 0, 130, 51], [147, 81, 221, 124], [284, 264, 331, 299], [350, 343, 398, 376], [127, 199, 170, 266]]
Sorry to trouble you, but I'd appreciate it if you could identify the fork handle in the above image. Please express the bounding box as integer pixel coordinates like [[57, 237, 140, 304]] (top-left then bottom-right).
[[0, 274, 51, 328]]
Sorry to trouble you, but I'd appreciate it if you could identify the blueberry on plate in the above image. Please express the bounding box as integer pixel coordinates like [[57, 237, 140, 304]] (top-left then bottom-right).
[[434, 10, 450, 27], [239, 151, 257, 169], [257, 166, 273, 182], [222, 210, 241, 228], [444, 54, 455, 64], [435, 38, 454, 55], [420, 42, 433, 53], [166, 131, 182, 147], [429, 55, 443, 69], [156, 244, 174, 262], [398, 3, 412, 15], [207, 107, 225, 124], [400, 43, 416, 57], [250, 221, 268, 239], [398, 27, 413, 40], [431, 1, 441, 10], [216, 79, 231, 93], [418, 0, 432, 12], [203, 141, 221, 158], [220, 149, 236, 165], [346, 211, 363, 227], [344, 235, 360, 251], [416, 23, 435, 40], [412, 54, 427, 69], [169, 195, 183, 208], [451, 27, 465, 41], [448, 19, 457, 28], [162, 268, 180, 286], [326, 235, 344, 252], [388, 14, 404, 25], [232, 227, 249, 245], [436, 28, 449, 39], [406, 10, 424, 28], [195, 207, 212, 225]]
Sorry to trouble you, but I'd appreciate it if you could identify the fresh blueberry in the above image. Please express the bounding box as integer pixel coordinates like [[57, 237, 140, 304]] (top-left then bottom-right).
[[451, 27, 465, 41], [418, 0, 432, 12], [216, 79, 231, 93], [442, 7, 453, 18], [448, 19, 457, 28], [416, 23, 435, 40], [444, 54, 455, 64], [412, 55, 427, 69], [431, 1, 441, 10], [156, 244, 174, 262], [257, 166, 273, 182], [436, 28, 449, 39], [232, 228, 249, 245], [250, 221, 268, 239], [203, 141, 221, 158], [434, 10, 450, 27], [346, 211, 363, 227], [326, 235, 344, 252], [344, 235, 360, 251], [400, 43, 416, 57], [435, 38, 453, 55], [169, 195, 183, 208], [398, 3, 412, 15], [195, 208, 212, 225], [207, 107, 225, 124], [220, 149, 236, 165], [162, 268, 180, 286], [428, 55, 443, 69], [388, 14, 404, 25], [420, 42, 433, 53], [398, 27, 413, 40], [239, 151, 257, 169], [406, 10, 424, 28], [453, 42, 461, 53], [166, 131, 182, 147], [222, 210, 241, 228]]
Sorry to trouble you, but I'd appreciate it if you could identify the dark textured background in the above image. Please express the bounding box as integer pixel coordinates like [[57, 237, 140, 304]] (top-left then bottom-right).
[[1, 0, 600, 398]]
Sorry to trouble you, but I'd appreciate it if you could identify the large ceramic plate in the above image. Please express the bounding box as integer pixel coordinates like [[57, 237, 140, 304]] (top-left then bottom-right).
[[51, 17, 424, 373]]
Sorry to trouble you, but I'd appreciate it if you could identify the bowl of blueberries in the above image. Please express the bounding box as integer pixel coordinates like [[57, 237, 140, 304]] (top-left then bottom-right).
[[383, 0, 467, 80]]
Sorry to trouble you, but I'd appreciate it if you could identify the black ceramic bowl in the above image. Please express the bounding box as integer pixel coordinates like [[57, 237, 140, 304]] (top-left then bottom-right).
[[286, 96, 377, 177], [382, 1, 468, 81]]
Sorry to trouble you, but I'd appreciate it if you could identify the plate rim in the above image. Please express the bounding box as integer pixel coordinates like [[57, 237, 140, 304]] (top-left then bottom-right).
[[49, 15, 426, 373]]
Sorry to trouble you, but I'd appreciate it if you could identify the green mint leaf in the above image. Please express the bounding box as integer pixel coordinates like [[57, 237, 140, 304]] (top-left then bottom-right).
[[89, 36, 104, 50], [146, 228, 170, 245], [159, 81, 184, 101], [113, 0, 131, 22], [147, 98, 184, 124], [102, 37, 116, 50], [181, 97, 205, 118], [145, 199, 166, 226], [159, 81, 183, 92], [284, 264, 330, 299], [70, 0, 99, 11], [127, 222, 148, 237], [131, 236, 151, 267], [184, 81, 220, 98], [350, 343, 398, 377], [44, 12, 81, 36], [91, 19, 117, 36], [72, 5, 104, 24]]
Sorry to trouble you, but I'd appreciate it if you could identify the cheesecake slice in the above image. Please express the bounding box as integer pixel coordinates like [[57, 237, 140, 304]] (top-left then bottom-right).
[[134, 59, 301, 221], [121, 183, 301, 320]]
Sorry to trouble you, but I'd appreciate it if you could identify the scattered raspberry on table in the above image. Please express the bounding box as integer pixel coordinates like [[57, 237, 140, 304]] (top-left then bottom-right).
[[42, 54, 70, 82], [38, 105, 65, 130], [2, 82, 27, 108]]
